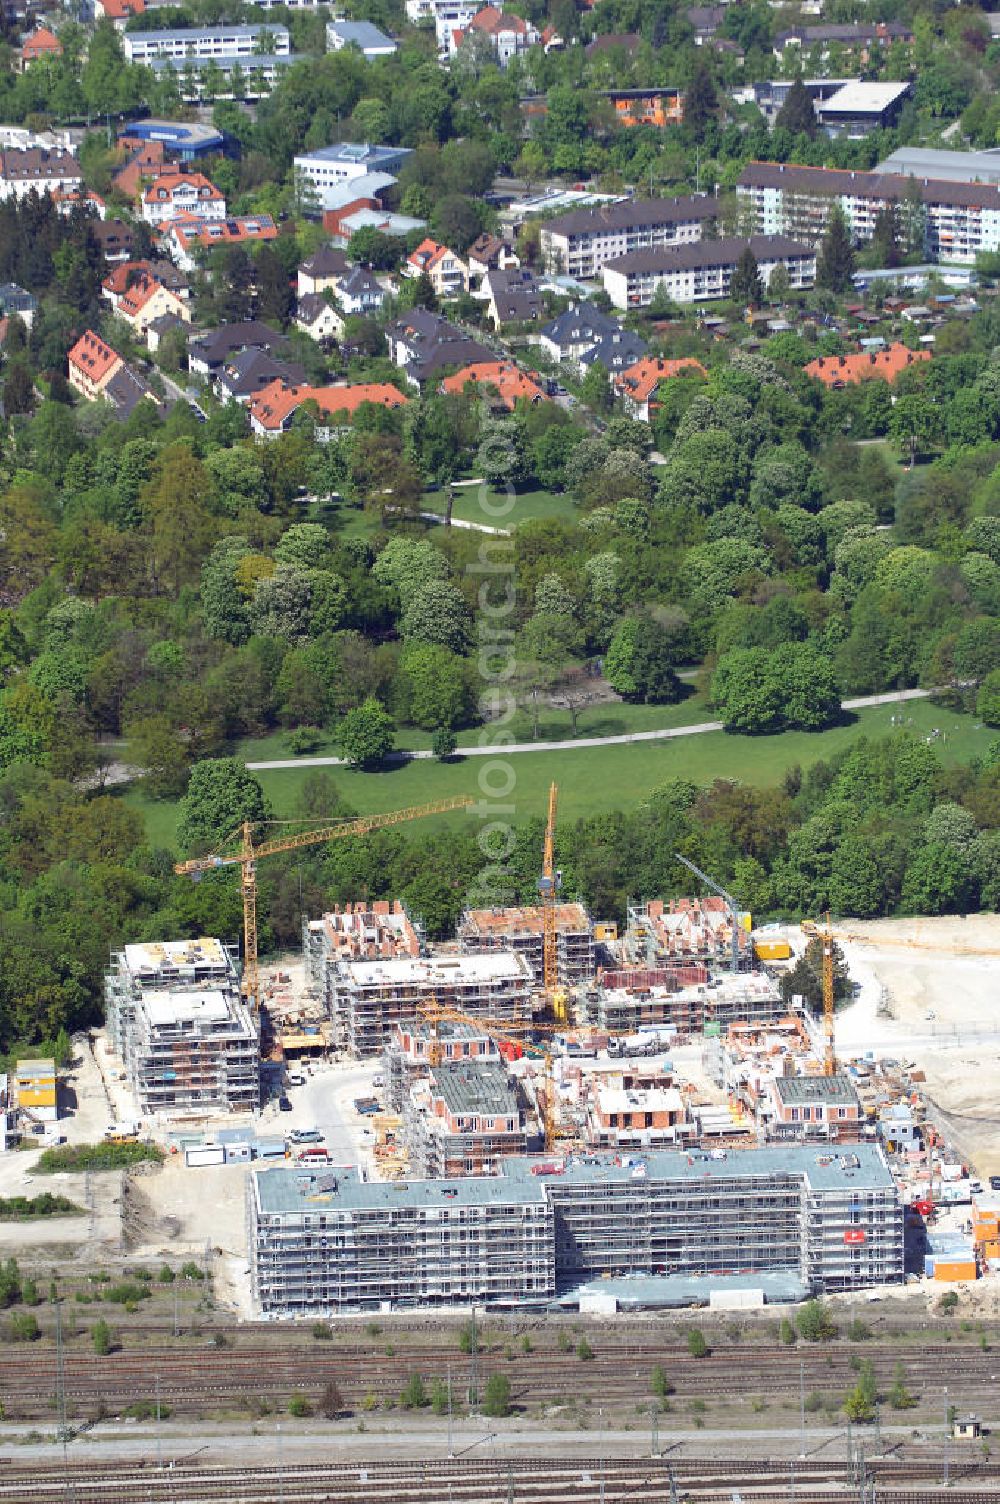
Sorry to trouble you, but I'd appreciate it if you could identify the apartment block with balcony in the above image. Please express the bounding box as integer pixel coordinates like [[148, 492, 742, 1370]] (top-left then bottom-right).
[[539, 194, 717, 280]]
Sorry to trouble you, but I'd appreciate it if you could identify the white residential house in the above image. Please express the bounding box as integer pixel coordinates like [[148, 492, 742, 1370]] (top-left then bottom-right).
[[405, 0, 479, 51], [404, 238, 468, 296], [141, 170, 226, 227], [0, 147, 81, 202], [295, 293, 345, 341], [335, 265, 386, 314]]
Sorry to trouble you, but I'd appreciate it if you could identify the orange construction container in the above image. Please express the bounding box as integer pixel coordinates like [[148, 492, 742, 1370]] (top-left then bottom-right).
[[934, 1260, 978, 1282]]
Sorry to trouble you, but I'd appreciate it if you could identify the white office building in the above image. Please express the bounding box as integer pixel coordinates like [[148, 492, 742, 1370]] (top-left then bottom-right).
[[123, 25, 290, 63]]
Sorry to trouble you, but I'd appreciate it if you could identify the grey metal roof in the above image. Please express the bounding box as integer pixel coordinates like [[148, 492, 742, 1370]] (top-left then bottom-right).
[[772, 1073, 859, 1106], [429, 1062, 519, 1117], [877, 146, 1000, 187], [254, 1141, 894, 1216], [327, 19, 396, 48]]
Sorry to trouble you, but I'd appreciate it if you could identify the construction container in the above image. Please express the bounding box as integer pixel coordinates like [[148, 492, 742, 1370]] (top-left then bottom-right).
[[754, 938, 791, 962], [933, 1259, 977, 1282], [185, 1144, 225, 1168], [224, 1142, 252, 1163]]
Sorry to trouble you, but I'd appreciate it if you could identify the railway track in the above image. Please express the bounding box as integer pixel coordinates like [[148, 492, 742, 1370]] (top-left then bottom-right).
[[0, 1455, 996, 1504], [2, 1340, 1000, 1415]]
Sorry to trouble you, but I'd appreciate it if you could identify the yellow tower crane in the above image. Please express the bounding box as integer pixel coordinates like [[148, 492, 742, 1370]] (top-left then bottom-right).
[[537, 782, 569, 1026], [174, 796, 473, 1012], [822, 912, 836, 1077]]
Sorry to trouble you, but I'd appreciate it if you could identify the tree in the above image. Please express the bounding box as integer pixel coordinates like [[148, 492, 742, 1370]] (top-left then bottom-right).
[[888, 1361, 915, 1410], [730, 246, 763, 308], [126, 714, 190, 798], [775, 77, 817, 136], [779, 1318, 797, 1346], [795, 1299, 837, 1342], [978, 668, 1000, 727], [684, 59, 718, 141], [92, 1318, 112, 1356], [400, 580, 472, 653], [477, 420, 529, 488], [3, 362, 34, 416], [871, 205, 902, 269], [176, 759, 270, 856], [817, 207, 855, 294], [687, 1329, 708, 1358], [651, 1364, 673, 1397], [889, 393, 940, 468], [143, 444, 215, 595], [337, 698, 395, 769], [483, 1373, 511, 1417], [401, 1373, 427, 1408], [580, 362, 613, 416], [321, 1379, 345, 1418], [432, 727, 457, 760], [843, 1359, 877, 1423]]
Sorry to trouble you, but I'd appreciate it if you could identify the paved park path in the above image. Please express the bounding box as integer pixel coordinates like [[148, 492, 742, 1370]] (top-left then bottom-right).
[[245, 688, 933, 771]]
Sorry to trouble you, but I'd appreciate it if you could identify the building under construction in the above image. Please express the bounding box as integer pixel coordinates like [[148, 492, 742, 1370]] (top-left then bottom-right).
[[623, 898, 751, 971], [325, 951, 535, 1057], [458, 903, 596, 987], [304, 902, 424, 1014], [590, 971, 786, 1035], [248, 1142, 903, 1314], [403, 1061, 530, 1177], [383, 1019, 500, 1112], [105, 939, 259, 1119]]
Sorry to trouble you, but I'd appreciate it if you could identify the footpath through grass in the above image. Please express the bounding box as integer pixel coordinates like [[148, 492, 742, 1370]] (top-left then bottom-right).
[[126, 698, 993, 851], [420, 485, 580, 528]]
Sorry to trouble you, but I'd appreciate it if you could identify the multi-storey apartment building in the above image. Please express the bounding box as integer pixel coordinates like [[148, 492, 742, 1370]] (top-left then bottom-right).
[[458, 903, 595, 987], [105, 938, 259, 1119], [737, 161, 1000, 265], [122, 24, 289, 61], [539, 195, 718, 280], [248, 1142, 903, 1314], [601, 235, 815, 309], [323, 951, 535, 1057]]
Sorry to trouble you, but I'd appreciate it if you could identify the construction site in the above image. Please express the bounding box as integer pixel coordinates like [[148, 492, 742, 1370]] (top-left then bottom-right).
[[3, 784, 988, 1331]]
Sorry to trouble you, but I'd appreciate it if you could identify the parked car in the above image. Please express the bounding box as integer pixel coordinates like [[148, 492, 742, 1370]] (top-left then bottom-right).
[[287, 1073, 305, 1087], [289, 1128, 323, 1144], [278, 1095, 292, 1112]]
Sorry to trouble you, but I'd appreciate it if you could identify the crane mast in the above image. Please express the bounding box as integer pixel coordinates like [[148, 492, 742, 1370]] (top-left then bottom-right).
[[673, 853, 742, 973], [174, 796, 473, 1012], [538, 783, 567, 1024], [822, 913, 836, 1076]]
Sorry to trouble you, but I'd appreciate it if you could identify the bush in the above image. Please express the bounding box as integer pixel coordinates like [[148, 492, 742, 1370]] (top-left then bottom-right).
[[431, 1378, 449, 1415], [311, 1321, 332, 1340], [483, 1373, 511, 1417], [105, 1283, 150, 1305], [796, 1300, 837, 1342], [458, 1321, 476, 1354], [577, 1337, 594, 1360], [125, 1399, 170, 1421], [687, 1329, 708, 1359], [92, 1319, 112, 1357], [286, 726, 325, 756], [651, 1365, 673, 1398], [20, 1280, 39, 1306], [36, 1142, 163, 1174], [8, 1313, 39, 1342], [158, 1265, 175, 1284], [779, 1317, 797, 1346], [0, 1193, 81, 1220], [847, 1318, 872, 1342], [432, 727, 458, 760], [400, 1374, 427, 1409], [938, 1291, 959, 1314], [888, 1361, 915, 1410], [180, 1263, 205, 1281], [288, 1393, 311, 1418], [804, 1391, 824, 1413]]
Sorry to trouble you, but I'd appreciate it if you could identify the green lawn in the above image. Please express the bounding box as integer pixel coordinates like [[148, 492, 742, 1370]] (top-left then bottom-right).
[[234, 690, 714, 763], [420, 485, 580, 528], [126, 698, 993, 851]]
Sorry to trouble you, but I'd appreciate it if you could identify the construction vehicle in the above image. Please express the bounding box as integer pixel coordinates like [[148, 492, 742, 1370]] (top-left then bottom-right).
[[174, 796, 473, 1012], [538, 783, 570, 1026], [674, 853, 742, 974]]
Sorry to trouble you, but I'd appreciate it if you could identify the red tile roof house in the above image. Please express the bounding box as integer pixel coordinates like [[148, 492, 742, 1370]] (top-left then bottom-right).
[[248, 379, 408, 436], [460, 5, 537, 63], [141, 169, 226, 228], [94, 0, 145, 27], [804, 342, 931, 387], [19, 27, 62, 70], [613, 355, 707, 421], [404, 237, 468, 296], [67, 329, 123, 400], [440, 360, 547, 410], [161, 213, 278, 272]]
